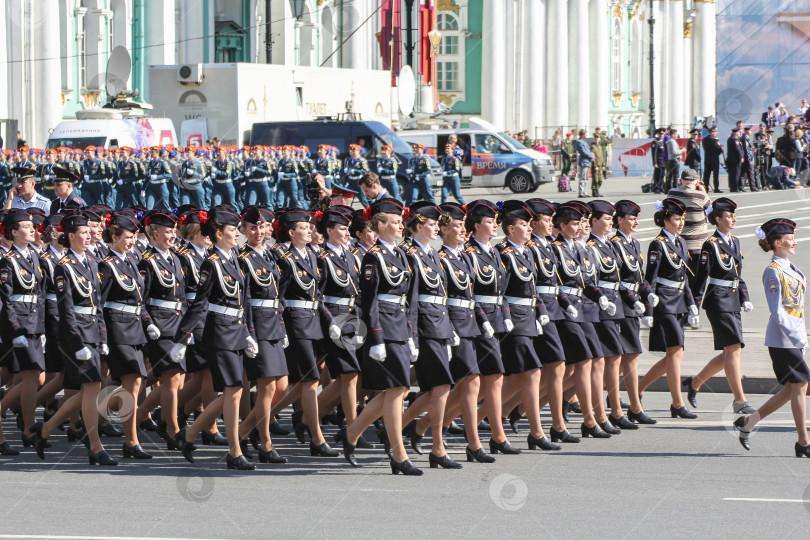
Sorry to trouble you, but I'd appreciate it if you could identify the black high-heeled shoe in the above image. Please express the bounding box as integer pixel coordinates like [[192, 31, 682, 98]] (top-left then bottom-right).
[[627, 409, 657, 425], [0, 441, 20, 456], [165, 433, 182, 451], [99, 423, 124, 437], [291, 411, 310, 444], [581, 423, 611, 438], [561, 401, 570, 423], [568, 401, 582, 414], [139, 418, 158, 432], [527, 434, 561, 450], [670, 405, 698, 419], [488, 438, 522, 454], [682, 376, 699, 408], [201, 431, 229, 446], [248, 428, 261, 450], [239, 439, 254, 460], [179, 430, 195, 463], [390, 458, 423, 475], [269, 419, 290, 435], [310, 441, 339, 457], [226, 453, 255, 470], [376, 428, 393, 459], [508, 407, 522, 434], [122, 443, 153, 459], [549, 428, 580, 443], [29, 422, 47, 459], [606, 396, 632, 409], [447, 420, 465, 435], [733, 417, 750, 450], [478, 418, 491, 431], [609, 415, 639, 430], [258, 448, 288, 464], [404, 420, 424, 455], [466, 446, 496, 463], [21, 432, 37, 448], [429, 452, 462, 469], [796, 442, 810, 458], [66, 426, 86, 443], [598, 420, 621, 435], [339, 427, 359, 467], [88, 449, 118, 466]]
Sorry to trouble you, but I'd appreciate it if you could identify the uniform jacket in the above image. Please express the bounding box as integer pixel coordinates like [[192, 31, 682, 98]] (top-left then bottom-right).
[[55, 249, 107, 352], [317, 243, 362, 327], [587, 233, 626, 320], [138, 246, 186, 339], [177, 244, 207, 342], [464, 236, 511, 331], [406, 241, 454, 340], [552, 236, 588, 322], [98, 252, 152, 345], [39, 245, 63, 337], [0, 245, 46, 336], [277, 244, 326, 340], [692, 230, 750, 311], [239, 243, 286, 342], [763, 256, 807, 349], [528, 234, 564, 321], [439, 245, 485, 338], [496, 240, 541, 337], [702, 135, 724, 164], [644, 230, 696, 314], [686, 139, 702, 168]]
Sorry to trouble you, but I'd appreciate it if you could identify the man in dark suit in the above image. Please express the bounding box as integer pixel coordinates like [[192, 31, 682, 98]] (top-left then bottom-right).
[[740, 125, 760, 191], [701, 126, 723, 193], [685, 129, 702, 171], [761, 105, 777, 128], [651, 128, 666, 193], [726, 128, 744, 192]]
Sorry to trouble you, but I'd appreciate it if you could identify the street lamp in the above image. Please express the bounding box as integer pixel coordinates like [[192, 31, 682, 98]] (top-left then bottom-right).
[[648, 0, 656, 135], [290, 0, 305, 21]]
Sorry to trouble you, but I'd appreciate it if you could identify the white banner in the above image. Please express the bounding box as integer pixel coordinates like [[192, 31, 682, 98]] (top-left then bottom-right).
[[180, 118, 208, 148]]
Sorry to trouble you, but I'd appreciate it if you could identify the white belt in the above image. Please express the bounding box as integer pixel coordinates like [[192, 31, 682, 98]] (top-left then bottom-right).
[[559, 286, 583, 297], [73, 306, 98, 315], [148, 178, 168, 184], [447, 298, 475, 309], [104, 301, 142, 315], [475, 295, 503, 306], [657, 278, 685, 291], [380, 174, 396, 179], [708, 277, 739, 288], [322, 296, 355, 307], [535, 285, 558, 295], [208, 303, 245, 318], [10, 294, 38, 303], [213, 178, 233, 184], [418, 294, 447, 306], [186, 293, 196, 301], [379, 294, 407, 305], [620, 281, 640, 292], [248, 178, 269, 183], [45, 293, 57, 301], [285, 299, 319, 310], [147, 299, 183, 311], [250, 298, 281, 308], [505, 296, 537, 307], [598, 281, 620, 290]]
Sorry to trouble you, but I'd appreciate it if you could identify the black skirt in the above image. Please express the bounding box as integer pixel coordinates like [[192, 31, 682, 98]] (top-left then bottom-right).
[[534, 321, 566, 364], [44, 334, 63, 373], [501, 334, 542, 375], [363, 340, 411, 390], [185, 341, 209, 373], [557, 320, 594, 365], [148, 338, 186, 377], [206, 348, 246, 392], [415, 337, 454, 391], [649, 313, 686, 352], [475, 334, 505, 376], [450, 336, 480, 380], [285, 338, 320, 384], [581, 322, 604, 359], [246, 339, 288, 380], [706, 310, 745, 350], [618, 317, 643, 355], [8, 334, 46, 373], [594, 319, 624, 358], [323, 334, 362, 377], [107, 343, 147, 380], [62, 344, 101, 390], [769, 347, 810, 384]]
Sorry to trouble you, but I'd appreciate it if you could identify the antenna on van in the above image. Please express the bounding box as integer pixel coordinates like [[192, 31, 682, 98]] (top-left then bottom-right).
[[103, 46, 148, 111]]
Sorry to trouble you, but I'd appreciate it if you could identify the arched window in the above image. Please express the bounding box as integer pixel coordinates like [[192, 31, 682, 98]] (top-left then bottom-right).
[[611, 17, 622, 94], [436, 11, 464, 96]]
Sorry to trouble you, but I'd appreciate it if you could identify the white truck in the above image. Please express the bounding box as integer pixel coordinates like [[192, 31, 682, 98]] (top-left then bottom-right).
[[46, 108, 177, 150]]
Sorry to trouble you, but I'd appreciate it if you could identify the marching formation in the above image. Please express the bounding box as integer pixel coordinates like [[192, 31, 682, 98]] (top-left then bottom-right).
[[0, 165, 807, 475]]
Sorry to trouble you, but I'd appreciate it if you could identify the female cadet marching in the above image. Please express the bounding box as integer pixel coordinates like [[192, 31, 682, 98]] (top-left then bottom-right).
[[684, 197, 756, 415], [340, 198, 422, 475], [235, 205, 290, 463], [610, 200, 657, 425], [175, 206, 259, 470], [98, 211, 159, 459], [734, 218, 810, 457], [32, 211, 117, 466], [637, 198, 701, 419]]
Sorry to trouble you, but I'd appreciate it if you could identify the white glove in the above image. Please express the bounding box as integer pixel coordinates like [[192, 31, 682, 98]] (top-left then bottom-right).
[[369, 344, 387, 362], [75, 346, 93, 361], [12, 336, 28, 349], [565, 305, 579, 319], [632, 301, 645, 316], [146, 324, 161, 340], [408, 338, 419, 361], [100, 343, 109, 356], [211, 167, 218, 174], [689, 304, 699, 317], [688, 314, 700, 327], [599, 296, 610, 311], [116, 179, 123, 185], [536, 319, 544, 335], [140, 190, 146, 198], [40, 335, 46, 348], [451, 332, 460, 347], [641, 316, 654, 328], [245, 336, 259, 358], [742, 301, 753, 312], [282, 335, 289, 349], [405, 169, 413, 174], [354, 334, 365, 347], [647, 293, 660, 307], [482, 321, 495, 339], [169, 343, 187, 363], [150, 174, 157, 180], [84, 175, 89, 181], [539, 314, 550, 326], [504, 319, 515, 333], [328, 324, 342, 340], [251, 166, 257, 173], [606, 302, 617, 316]]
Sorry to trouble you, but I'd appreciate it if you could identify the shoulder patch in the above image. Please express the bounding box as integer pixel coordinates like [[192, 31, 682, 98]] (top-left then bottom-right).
[[198, 268, 210, 287], [363, 263, 374, 280], [55, 275, 65, 292]]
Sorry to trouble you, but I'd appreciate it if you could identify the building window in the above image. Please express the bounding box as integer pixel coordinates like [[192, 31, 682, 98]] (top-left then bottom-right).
[[436, 11, 464, 97], [611, 18, 622, 94]]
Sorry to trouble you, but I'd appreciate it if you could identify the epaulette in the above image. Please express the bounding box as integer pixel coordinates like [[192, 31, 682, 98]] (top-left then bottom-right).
[[610, 236, 621, 243], [40, 251, 53, 259], [57, 255, 71, 265], [552, 240, 562, 246], [317, 249, 331, 259], [407, 246, 418, 256], [368, 245, 381, 254], [438, 251, 448, 259], [654, 235, 665, 242], [398, 240, 410, 250], [4, 250, 18, 259], [464, 245, 476, 254], [768, 262, 780, 269], [207, 253, 220, 261], [102, 255, 114, 263], [587, 239, 596, 246], [142, 252, 155, 260], [526, 239, 536, 247], [501, 246, 514, 255], [350, 246, 361, 256], [280, 251, 293, 260], [496, 239, 507, 247], [238, 251, 250, 260], [707, 237, 718, 243]]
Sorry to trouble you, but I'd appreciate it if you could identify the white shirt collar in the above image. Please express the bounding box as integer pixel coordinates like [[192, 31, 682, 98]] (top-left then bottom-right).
[[716, 229, 733, 244], [151, 245, 169, 259], [412, 238, 431, 253], [326, 242, 344, 255], [378, 238, 396, 251], [190, 243, 207, 257], [14, 244, 30, 258], [533, 234, 548, 247], [618, 229, 632, 242], [49, 244, 64, 258], [662, 229, 678, 242], [70, 248, 87, 264], [507, 239, 525, 254], [442, 244, 459, 256], [215, 246, 232, 261], [110, 248, 127, 260]]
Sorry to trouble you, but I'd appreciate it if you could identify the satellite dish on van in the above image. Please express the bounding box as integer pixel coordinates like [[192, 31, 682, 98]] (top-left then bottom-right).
[[105, 46, 132, 99], [397, 66, 416, 117]]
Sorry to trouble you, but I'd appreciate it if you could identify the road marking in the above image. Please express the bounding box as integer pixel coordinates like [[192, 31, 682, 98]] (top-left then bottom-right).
[[723, 498, 809, 504]]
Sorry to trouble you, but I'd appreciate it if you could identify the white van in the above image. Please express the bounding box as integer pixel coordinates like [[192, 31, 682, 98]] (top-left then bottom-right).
[[47, 109, 177, 150], [399, 118, 555, 193]]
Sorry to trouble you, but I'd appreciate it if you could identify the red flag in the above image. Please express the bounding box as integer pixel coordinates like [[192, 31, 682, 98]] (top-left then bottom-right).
[[420, 0, 435, 85], [378, 0, 402, 84]]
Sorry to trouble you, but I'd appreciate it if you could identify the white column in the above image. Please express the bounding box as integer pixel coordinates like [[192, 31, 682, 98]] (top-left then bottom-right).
[[654, 0, 666, 125], [504, 0, 517, 131], [523, 0, 545, 137], [179, 0, 206, 64], [33, 0, 62, 146], [667, 0, 684, 128], [0, 0, 8, 123], [342, 0, 370, 69], [683, 16, 692, 126], [546, 0, 569, 133], [568, 0, 589, 132], [590, 0, 608, 131], [145, 0, 175, 65], [481, 0, 506, 129], [692, 0, 715, 117]]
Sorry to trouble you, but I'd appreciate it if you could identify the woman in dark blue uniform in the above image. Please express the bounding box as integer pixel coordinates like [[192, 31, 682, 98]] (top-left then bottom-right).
[[638, 198, 700, 419], [464, 199, 518, 455], [610, 200, 657, 425], [98, 211, 159, 459], [32, 212, 116, 466], [684, 197, 755, 415], [134, 211, 187, 449], [340, 199, 422, 475], [175, 206, 258, 470], [235, 206, 290, 463], [0, 210, 47, 450]]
